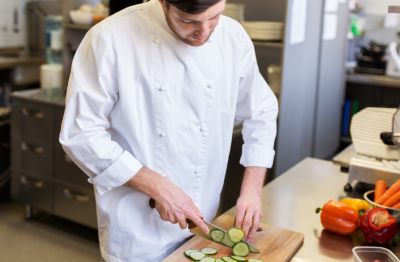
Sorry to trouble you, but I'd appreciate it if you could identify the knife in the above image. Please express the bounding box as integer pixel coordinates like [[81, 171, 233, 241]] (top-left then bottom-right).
[[149, 198, 260, 253]]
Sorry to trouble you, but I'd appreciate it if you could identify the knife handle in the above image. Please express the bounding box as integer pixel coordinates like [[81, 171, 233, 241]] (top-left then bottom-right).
[[149, 198, 197, 230]]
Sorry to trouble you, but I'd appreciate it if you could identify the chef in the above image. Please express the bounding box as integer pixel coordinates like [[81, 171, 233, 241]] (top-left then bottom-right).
[[60, 0, 278, 261]]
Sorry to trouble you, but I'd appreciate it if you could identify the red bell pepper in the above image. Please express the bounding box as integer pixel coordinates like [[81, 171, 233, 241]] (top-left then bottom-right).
[[360, 207, 398, 244]]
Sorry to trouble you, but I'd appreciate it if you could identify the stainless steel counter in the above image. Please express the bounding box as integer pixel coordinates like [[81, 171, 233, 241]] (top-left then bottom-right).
[[0, 56, 46, 70], [10, 87, 65, 107], [223, 157, 400, 261]]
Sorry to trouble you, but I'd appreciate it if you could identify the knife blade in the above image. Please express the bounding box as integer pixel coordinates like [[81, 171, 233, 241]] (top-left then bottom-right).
[[190, 220, 260, 254]]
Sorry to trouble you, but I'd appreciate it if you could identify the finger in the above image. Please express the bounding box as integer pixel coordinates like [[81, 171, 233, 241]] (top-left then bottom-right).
[[188, 213, 209, 234], [235, 204, 246, 229], [247, 211, 261, 243], [176, 215, 187, 229], [242, 210, 253, 239], [191, 202, 204, 219], [168, 214, 177, 224]]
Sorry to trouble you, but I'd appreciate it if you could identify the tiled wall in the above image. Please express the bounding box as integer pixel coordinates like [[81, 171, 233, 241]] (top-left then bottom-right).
[[0, 0, 59, 49]]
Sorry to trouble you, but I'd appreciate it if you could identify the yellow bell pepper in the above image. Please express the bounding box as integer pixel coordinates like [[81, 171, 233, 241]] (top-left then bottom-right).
[[340, 198, 371, 218]]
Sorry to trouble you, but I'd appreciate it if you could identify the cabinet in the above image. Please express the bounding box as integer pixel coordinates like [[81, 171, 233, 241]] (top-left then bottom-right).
[[10, 88, 97, 229]]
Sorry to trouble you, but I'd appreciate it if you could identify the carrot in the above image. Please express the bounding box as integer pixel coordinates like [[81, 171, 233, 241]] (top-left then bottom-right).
[[376, 179, 400, 205], [374, 180, 387, 202], [383, 191, 400, 207], [392, 202, 400, 209]]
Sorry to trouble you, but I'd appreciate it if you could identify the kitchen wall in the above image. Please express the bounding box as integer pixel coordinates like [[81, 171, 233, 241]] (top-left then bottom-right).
[[360, 0, 398, 15], [0, 0, 59, 49]]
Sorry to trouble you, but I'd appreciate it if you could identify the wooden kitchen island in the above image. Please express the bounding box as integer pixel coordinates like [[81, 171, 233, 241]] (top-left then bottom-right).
[[221, 157, 400, 261]]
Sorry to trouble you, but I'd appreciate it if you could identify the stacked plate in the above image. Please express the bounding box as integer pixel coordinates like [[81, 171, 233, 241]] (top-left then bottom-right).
[[242, 21, 283, 41]]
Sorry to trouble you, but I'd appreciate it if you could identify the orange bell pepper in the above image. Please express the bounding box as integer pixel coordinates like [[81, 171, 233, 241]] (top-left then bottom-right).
[[316, 200, 359, 235]]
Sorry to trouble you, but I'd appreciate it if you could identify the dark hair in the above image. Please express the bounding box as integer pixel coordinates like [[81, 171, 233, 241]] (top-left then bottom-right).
[[165, 0, 222, 14]]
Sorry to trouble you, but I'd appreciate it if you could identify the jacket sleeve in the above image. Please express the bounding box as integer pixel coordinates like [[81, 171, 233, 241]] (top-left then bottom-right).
[[235, 31, 279, 169], [59, 27, 143, 196]]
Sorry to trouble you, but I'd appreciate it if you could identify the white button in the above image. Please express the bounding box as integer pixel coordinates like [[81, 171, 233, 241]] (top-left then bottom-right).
[[195, 169, 201, 174], [159, 85, 165, 91], [154, 38, 160, 44], [200, 125, 206, 132], [207, 84, 213, 89], [160, 131, 166, 137], [210, 93, 214, 98]]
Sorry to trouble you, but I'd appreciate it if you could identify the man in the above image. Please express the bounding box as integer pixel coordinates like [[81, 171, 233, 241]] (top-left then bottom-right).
[[60, 0, 278, 261]]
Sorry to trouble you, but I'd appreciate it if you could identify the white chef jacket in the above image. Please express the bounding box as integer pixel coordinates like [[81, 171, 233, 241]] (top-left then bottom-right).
[[60, 0, 278, 261]]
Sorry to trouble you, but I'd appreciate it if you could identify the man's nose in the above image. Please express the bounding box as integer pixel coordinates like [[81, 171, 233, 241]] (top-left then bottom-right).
[[195, 22, 211, 38]]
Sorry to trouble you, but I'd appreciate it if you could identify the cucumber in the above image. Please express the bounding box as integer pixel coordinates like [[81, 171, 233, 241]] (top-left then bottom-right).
[[189, 251, 206, 260], [227, 228, 245, 243], [248, 259, 263, 262], [210, 229, 225, 243], [200, 258, 216, 262], [231, 256, 247, 261], [201, 247, 218, 255], [185, 249, 199, 257], [222, 257, 236, 262], [216, 259, 224, 262], [232, 242, 250, 257]]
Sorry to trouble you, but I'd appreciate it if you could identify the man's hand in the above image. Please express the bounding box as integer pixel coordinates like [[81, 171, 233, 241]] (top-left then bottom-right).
[[235, 167, 266, 243], [125, 167, 209, 234]]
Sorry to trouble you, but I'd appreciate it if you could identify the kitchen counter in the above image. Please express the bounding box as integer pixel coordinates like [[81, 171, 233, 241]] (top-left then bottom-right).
[[223, 157, 400, 261], [10, 87, 65, 107], [0, 56, 46, 70]]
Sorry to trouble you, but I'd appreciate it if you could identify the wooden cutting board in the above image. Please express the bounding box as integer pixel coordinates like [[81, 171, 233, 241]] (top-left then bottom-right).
[[164, 215, 304, 262]]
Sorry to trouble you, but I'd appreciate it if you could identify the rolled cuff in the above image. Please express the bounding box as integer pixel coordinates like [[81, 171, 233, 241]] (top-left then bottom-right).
[[239, 144, 275, 168], [91, 150, 143, 196]]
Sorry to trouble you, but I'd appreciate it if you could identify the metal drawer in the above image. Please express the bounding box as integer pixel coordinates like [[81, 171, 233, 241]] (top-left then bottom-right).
[[12, 135, 53, 177], [11, 170, 52, 213], [54, 182, 97, 229], [54, 108, 64, 144], [11, 101, 54, 142], [54, 146, 91, 189]]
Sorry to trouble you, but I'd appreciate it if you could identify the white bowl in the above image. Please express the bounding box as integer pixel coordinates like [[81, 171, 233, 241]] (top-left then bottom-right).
[[69, 10, 93, 25]]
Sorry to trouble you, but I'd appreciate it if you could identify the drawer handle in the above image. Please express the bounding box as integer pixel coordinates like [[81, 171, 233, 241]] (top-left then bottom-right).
[[21, 142, 43, 154], [63, 189, 89, 202], [64, 154, 72, 163], [21, 175, 43, 188], [21, 107, 44, 119]]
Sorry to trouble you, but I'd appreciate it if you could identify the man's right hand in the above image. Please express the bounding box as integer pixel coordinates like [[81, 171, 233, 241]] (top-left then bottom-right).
[[124, 167, 209, 234]]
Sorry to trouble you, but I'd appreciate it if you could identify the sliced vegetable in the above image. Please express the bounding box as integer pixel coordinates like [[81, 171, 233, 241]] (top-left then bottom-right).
[[231, 256, 247, 261], [216, 259, 224, 262], [376, 179, 400, 205], [232, 242, 250, 257], [360, 207, 398, 244], [374, 180, 387, 202], [201, 247, 217, 255], [200, 258, 216, 262], [248, 259, 263, 262], [228, 228, 245, 243], [185, 249, 199, 257], [189, 251, 206, 261], [210, 229, 225, 243], [222, 257, 237, 262]]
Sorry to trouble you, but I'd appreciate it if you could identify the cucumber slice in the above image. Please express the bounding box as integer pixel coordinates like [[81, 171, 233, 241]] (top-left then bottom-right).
[[248, 259, 263, 262], [210, 229, 225, 243], [200, 258, 216, 262], [227, 228, 245, 243], [189, 251, 206, 260], [231, 256, 247, 261], [222, 257, 236, 262], [232, 242, 250, 257], [185, 249, 199, 257], [201, 247, 218, 255], [216, 259, 224, 262]]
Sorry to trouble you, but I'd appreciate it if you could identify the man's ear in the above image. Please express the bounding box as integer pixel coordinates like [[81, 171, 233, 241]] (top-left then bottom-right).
[[158, 0, 167, 9]]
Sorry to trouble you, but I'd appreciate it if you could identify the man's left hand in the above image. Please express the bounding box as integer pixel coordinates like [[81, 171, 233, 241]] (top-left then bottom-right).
[[235, 167, 266, 243]]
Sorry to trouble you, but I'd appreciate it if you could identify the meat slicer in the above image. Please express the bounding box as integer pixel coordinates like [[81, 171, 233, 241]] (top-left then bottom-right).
[[347, 107, 400, 187]]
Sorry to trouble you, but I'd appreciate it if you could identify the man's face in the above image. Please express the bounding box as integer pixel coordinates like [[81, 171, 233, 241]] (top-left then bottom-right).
[[159, 0, 225, 47]]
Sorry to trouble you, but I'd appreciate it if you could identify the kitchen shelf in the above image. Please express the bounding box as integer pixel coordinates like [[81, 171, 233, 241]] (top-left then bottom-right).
[[347, 73, 400, 89], [252, 40, 283, 48], [64, 23, 92, 30]]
